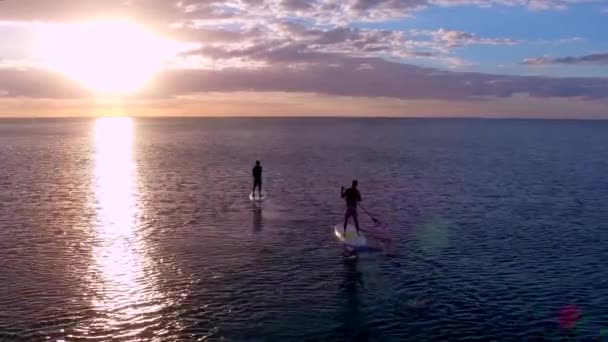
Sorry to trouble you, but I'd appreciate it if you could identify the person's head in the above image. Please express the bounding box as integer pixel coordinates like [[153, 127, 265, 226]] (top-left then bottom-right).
[[256, 160, 260, 166], [352, 180, 358, 188]]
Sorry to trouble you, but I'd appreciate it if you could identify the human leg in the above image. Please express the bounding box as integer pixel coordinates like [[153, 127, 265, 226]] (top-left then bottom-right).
[[353, 211, 360, 236], [343, 209, 351, 233]]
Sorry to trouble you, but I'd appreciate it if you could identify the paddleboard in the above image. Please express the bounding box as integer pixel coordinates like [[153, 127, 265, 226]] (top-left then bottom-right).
[[249, 192, 266, 201], [334, 224, 366, 247]]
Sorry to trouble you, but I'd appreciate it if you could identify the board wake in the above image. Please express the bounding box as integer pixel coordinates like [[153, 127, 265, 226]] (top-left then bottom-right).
[[334, 224, 366, 247], [249, 192, 266, 202]]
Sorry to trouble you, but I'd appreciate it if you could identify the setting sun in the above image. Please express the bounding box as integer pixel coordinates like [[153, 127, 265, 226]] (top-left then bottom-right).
[[35, 19, 185, 95]]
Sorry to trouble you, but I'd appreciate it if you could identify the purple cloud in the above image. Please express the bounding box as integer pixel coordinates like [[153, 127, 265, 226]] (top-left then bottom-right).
[[150, 58, 608, 100], [0, 0, 596, 24], [523, 53, 608, 65], [180, 24, 440, 66], [0, 68, 88, 98], [280, 0, 316, 11], [3, 57, 607, 101], [179, 24, 516, 70]]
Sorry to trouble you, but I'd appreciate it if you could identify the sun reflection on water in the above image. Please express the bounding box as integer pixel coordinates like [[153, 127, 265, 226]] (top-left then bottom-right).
[[83, 117, 166, 337]]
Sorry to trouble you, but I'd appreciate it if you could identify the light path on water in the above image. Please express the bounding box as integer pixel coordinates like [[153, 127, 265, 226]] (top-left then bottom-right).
[[1, 118, 607, 341]]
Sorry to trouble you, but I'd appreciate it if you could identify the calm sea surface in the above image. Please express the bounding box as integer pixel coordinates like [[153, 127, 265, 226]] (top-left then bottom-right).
[[0, 118, 607, 341]]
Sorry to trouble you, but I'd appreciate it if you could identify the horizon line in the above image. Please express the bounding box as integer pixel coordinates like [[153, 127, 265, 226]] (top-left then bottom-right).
[[0, 115, 607, 121]]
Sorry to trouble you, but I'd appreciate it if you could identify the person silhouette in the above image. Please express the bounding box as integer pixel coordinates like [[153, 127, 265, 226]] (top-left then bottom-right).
[[252, 160, 262, 199], [341, 180, 362, 235]]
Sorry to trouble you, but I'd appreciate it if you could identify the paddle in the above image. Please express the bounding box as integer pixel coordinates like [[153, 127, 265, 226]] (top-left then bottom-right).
[[359, 204, 379, 223]]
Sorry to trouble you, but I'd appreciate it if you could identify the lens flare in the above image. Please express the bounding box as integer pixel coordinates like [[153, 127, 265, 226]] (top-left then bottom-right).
[[559, 305, 581, 330]]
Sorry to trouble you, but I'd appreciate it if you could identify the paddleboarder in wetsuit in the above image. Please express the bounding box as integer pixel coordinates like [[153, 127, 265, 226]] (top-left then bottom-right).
[[341, 180, 362, 235], [252, 160, 262, 198]]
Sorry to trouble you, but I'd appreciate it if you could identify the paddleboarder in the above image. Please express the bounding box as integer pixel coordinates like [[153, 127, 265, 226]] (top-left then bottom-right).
[[252, 160, 262, 199], [341, 180, 362, 236]]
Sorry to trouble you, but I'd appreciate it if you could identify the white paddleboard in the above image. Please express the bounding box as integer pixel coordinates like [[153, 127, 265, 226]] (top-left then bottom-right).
[[334, 224, 366, 247], [249, 192, 266, 201]]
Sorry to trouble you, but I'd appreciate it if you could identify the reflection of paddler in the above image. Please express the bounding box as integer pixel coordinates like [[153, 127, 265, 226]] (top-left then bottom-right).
[[339, 257, 369, 340], [341, 257, 363, 290], [252, 203, 262, 232], [340, 180, 362, 236]]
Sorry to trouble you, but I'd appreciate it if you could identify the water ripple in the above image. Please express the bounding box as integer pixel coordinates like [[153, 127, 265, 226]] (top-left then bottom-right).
[[1, 118, 607, 340]]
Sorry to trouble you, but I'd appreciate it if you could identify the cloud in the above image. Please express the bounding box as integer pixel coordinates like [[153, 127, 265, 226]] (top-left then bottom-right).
[[177, 24, 517, 72], [522, 56, 553, 65], [523, 53, 608, 65], [534, 37, 584, 45], [270, 0, 600, 23], [4, 57, 607, 101], [152, 59, 608, 100], [411, 28, 517, 50], [180, 25, 424, 68], [433, 0, 598, 11], [0, 0, 182, 23], [0, 68, 89, 98], [0, 0, 597, 24]]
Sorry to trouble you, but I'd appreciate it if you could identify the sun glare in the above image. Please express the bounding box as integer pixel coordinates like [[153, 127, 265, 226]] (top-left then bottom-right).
[[36, 19, 184, 95]]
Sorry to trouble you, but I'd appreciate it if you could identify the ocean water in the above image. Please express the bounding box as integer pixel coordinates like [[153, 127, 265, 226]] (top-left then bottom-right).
[[0, 117, 607, 341]]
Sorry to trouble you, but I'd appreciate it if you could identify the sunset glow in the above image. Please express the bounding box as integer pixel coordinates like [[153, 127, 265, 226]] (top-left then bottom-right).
[[35, 19, 184, 95], [0, 0, 606, 117]]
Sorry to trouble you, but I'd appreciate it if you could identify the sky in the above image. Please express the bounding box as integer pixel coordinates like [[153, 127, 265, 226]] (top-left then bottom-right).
[[0, 0, 607, 118]]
